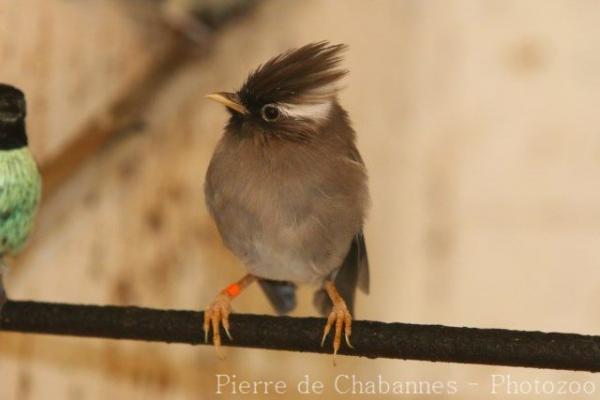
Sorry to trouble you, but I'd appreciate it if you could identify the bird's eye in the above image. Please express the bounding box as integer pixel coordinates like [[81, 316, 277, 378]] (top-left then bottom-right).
[[261, 104, 280, 122]]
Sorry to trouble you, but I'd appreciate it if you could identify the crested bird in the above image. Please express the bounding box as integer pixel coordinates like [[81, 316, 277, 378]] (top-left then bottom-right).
[[204, 42, 369, 360], [0, 84, 42, 314]]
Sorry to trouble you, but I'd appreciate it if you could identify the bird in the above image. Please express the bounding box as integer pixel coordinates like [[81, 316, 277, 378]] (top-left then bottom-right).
[[0, 84, 42, 315], [204, 41, 369, 360]]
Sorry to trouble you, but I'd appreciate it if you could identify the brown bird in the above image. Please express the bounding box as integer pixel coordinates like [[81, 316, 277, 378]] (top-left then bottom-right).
[[204, 41, 369, 360]]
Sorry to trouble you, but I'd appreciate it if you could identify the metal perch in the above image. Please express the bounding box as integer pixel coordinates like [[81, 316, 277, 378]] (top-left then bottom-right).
[[1, 300, 599, 372]]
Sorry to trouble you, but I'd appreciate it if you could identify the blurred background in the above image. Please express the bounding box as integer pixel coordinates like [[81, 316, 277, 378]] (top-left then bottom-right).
[[1, 0, 600, 398]]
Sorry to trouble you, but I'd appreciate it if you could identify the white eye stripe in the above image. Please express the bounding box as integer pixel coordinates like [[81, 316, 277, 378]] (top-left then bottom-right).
[[305, 83, 338, 98], [278, 100, 332, 121]]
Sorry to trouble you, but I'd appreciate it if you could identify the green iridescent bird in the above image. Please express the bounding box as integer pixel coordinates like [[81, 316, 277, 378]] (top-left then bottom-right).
[[0, 84, 42, 313]]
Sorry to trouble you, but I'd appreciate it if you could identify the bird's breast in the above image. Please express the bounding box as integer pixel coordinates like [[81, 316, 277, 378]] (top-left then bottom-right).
[[204, 137, 367, 283], [0, 148, 42, 254]]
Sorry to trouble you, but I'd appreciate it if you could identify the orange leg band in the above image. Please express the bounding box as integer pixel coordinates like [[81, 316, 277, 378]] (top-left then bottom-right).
[[220, 274, 255, 299], [224, 283, 241, 298]]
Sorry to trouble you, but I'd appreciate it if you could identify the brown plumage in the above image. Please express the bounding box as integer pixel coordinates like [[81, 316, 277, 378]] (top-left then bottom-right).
[[239, 41, 348, 106], [203, 41, 369, 360]]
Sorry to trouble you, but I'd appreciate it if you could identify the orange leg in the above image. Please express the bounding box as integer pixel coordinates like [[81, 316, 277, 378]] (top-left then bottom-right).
[[321, 280, 353, 363], [203, 274, 255, 357]]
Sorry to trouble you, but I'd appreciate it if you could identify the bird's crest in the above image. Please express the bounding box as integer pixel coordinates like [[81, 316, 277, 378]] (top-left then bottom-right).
[[239, 41, 348, 106]]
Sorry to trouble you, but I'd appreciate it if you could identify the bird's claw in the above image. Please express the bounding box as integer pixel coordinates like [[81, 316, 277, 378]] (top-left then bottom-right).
[[203, 293, 233, 358], [321, 299, 352, 364]]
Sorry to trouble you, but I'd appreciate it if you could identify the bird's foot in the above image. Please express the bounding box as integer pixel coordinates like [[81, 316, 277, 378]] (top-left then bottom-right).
[[321, 297, 353, 364], [203, 293, 233, 358]]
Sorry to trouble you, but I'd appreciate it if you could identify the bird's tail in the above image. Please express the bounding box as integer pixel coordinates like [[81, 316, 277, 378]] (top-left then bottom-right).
[[258, 278, 297, 315], [313, 231, 369, 316]]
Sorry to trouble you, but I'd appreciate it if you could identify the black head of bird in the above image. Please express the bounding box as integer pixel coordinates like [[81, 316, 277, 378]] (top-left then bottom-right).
[[0, 84, 26, 122], [0, 84, 28, 150]]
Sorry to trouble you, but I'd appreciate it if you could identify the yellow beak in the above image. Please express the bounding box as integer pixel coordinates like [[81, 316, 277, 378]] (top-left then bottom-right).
[[205, 92, 248, 115]]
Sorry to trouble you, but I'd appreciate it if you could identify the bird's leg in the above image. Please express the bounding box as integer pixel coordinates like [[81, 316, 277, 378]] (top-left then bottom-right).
[[321, 280, 353, 362], [203, 273, 255, 357]]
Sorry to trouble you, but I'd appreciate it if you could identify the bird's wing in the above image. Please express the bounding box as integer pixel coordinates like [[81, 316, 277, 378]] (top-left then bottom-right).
[[0, 179, 37, 253], [355, 230, 370, 294], [313, 230, 369, 316]]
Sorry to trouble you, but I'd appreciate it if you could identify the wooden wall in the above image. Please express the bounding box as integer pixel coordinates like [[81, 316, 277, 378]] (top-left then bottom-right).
[[0, 0, 173, 162], [2, 1, 600, 399]]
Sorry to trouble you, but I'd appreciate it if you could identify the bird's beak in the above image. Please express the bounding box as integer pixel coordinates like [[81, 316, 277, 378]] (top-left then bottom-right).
[[206, 92, 248, 115]]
